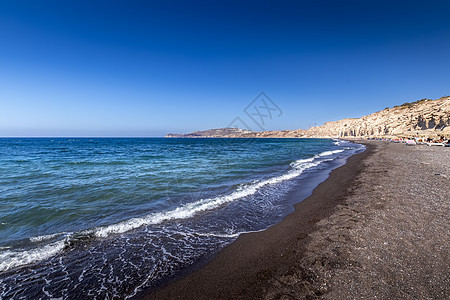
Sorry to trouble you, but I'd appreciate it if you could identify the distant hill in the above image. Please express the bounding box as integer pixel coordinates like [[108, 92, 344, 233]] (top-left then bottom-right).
[[165, 128, 254, 138], [165, 96, 450, 139]]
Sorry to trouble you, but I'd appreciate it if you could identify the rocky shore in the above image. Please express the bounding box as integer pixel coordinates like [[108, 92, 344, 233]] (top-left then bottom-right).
[[146, 141, 449, 299], [166, 96, 450, 139]]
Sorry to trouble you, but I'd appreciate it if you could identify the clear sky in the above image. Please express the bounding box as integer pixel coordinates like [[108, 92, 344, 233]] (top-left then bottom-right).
[[1, 0, 449, 137]]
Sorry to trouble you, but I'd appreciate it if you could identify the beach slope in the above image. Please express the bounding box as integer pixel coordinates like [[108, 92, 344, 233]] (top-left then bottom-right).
[[146, 141, 449, 299]]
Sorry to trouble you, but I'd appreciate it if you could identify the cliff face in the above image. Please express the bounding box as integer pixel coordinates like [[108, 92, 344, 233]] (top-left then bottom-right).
[[303, 97, 450, 138], [165, 97, 450, 139]]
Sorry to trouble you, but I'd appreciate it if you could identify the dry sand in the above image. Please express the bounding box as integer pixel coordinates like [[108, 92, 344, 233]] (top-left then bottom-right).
[[145, 141, 449, 299]]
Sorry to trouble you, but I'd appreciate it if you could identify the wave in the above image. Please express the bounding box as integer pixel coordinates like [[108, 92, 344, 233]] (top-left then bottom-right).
[[29, 232, 67, 243], [92, 148, 343, 238], [0, 147, 347, 271], [317, 149, 344, 157], [0, 241, 65, 272]]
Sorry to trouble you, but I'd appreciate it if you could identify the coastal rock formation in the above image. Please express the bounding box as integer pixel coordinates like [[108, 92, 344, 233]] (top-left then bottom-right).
[[304, 96, 450, 139], [165, 128, 254, 138], [165, 96, 450, 139]]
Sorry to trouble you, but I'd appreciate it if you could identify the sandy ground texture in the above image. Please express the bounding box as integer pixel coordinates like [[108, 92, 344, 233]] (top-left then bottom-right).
[[265, 141, 449, 299], [146, 141, 449, 299]]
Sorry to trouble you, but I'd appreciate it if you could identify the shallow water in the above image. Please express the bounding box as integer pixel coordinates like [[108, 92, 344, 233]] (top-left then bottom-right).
[[0, 138, 364, 299]]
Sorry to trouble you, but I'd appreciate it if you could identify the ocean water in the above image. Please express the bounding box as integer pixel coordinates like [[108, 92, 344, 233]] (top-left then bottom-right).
[[0, 138, 364, 299]]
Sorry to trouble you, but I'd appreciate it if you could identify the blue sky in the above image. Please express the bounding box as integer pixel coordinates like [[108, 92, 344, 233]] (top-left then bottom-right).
[[0, 0, 449, 137]]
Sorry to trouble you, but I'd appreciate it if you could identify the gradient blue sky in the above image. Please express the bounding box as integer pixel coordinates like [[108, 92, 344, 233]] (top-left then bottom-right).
[[1, 0, 449, 137]]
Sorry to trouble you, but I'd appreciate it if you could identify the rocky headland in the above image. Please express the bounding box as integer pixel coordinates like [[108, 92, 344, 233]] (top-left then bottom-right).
[[165, 96, 450, 139]]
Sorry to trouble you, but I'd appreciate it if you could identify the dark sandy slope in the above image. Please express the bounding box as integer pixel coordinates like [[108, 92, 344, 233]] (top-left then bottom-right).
[[145, 141, 449, 299]]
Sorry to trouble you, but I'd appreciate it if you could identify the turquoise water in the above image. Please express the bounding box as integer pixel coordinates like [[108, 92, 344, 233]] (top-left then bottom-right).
[[0, 138, 363, 299]]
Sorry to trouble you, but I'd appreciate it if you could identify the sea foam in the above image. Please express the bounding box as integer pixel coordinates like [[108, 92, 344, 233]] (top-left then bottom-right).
[[93, 149, 340, 238], [0, 241, 65, 272], [0, 148, 345, 271]]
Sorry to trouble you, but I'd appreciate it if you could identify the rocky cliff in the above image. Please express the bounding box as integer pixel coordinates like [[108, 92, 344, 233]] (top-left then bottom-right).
[[303, 96, 450, 139], [165, 96, 450, 139]]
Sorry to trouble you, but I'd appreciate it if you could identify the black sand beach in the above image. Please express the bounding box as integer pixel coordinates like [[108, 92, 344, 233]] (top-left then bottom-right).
[[145, 141, 449, 299]]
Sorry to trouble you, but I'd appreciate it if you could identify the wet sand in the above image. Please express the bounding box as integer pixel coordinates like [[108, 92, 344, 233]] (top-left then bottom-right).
[[145, 141, 449, 299]]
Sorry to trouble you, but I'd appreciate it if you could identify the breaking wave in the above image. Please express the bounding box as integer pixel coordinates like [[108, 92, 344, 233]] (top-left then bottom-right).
[[0, 148, 346, 272]]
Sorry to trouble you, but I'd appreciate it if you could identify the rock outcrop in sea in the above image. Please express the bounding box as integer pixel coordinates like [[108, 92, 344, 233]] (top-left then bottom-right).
[[165, 96, 450, 139]]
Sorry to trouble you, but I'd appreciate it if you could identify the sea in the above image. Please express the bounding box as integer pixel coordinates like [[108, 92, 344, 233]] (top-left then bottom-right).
[[0, 137, 364, 299]]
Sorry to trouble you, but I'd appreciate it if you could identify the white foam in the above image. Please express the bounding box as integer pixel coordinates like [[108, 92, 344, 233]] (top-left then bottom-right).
[[30, 232, 66, 243], [197, 232, 242, 238], [316, 149, 344, 157], [1, 147, 348, 270], [0, 240, 65, 272], [93, 149, 340, 238]]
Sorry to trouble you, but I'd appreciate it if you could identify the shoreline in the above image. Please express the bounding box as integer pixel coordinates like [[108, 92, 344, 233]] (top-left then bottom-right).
[[145, 141, 449, 299], [144, 142, 375, 299]]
